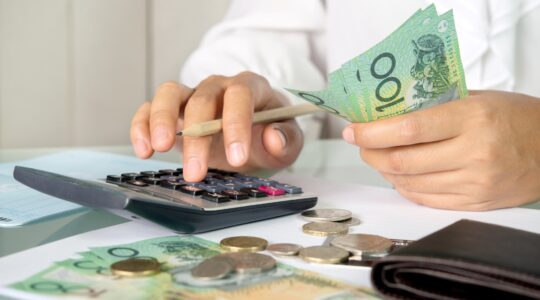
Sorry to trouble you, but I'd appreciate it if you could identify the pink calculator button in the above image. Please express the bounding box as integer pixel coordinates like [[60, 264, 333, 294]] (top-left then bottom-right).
[[258, 185, 286, 196]]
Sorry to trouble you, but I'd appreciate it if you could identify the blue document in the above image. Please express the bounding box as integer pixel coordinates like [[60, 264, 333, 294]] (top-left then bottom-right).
[[0, 151, 179, 227]]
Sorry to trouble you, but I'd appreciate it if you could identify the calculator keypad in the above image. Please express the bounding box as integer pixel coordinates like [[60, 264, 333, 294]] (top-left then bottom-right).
[[106, 168, 304, 208]]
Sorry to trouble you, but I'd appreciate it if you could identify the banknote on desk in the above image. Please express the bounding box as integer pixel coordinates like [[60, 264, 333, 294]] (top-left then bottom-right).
[[10, 236, 378, 300]]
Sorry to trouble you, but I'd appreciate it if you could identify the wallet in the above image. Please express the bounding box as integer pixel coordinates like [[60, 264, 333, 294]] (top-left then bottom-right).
[[371, 219, 540, 299]]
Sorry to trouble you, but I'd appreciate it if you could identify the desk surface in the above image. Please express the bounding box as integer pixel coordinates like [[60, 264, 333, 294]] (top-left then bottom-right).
[[1, 139, 539, 259]]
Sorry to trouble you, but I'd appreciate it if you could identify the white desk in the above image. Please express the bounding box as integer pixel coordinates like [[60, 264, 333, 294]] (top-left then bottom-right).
[[1, 140, 539, 294]]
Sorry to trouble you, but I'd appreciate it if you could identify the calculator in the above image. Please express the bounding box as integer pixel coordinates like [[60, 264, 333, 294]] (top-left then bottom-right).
[[13, 166, 317, 233]]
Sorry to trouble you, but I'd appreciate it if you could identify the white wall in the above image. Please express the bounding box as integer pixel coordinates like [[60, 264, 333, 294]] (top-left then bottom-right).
[[0, 0, 230, 148]]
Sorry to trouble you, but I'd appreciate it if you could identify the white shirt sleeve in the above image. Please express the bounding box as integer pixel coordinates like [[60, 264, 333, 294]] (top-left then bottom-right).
[[180, 0, 328, 140]]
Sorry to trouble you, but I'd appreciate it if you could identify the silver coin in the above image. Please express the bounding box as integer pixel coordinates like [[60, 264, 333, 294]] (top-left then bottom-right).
[[335, 217, 361, 227], [330, 233, 393, 257], [267, 243, 303, 256], [191, 257, 233, 280], [299, 246, 350, 264], [219, 252, 276, 274], [301, 209, 352, 222], [303, 222, 349, 237]]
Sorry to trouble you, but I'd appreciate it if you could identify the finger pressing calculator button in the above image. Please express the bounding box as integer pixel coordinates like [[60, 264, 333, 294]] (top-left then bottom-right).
[[106, 175, 125, 183], [222, 189, 249, 200], [141, 177, 164, 185], [258, 185, 286, 196], [179, 185, 204, 196], [202, 192, 230, 203], [240, 188, 267, 198], [121, 173, 144, 180], [162, 181, 185, 190], [127, 179, 149, 187]]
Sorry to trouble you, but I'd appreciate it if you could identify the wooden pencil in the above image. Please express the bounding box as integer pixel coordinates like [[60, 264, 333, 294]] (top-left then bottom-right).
[[176, 103, 323, 137]]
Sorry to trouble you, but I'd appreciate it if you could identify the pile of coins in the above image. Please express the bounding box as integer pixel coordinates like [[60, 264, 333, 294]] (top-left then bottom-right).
[[109, 208, 414, 278], [299, 209, 413, 265], [191, 236, 277, 280]]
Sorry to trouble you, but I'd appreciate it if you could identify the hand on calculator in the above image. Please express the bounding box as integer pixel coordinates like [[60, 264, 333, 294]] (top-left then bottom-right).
[[130, 72, 304, 182]]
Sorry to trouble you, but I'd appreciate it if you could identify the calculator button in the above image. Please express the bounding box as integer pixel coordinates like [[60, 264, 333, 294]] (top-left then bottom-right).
[[121, 173, 144, 180], [236, 180, 259, 188], [202, 192, 230, 203], [254, 179, 278, 186], [140, 171, 163, 177], [160, 175, 183, 181], [141, 177, 164, 185], [127, 179, 149, 187], [159, 169, 181, 176], [161, 181, 185, 190], [197, 184, 225, 193], [205, 178, 224, 185], [240, 188, 267, 198], [258, 185, 286, 196], [222, 189, 249, 200], [176, 168, 184, 173], [106, 175, 125, 183], [179, 185, 204, 196], [274, 183, 303, 194], [218, 182, 242, 190]]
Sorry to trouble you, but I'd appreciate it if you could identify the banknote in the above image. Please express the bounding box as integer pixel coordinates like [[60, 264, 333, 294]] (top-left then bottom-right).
[[10, 236, 378, 299], [286, 4, 468, 122]]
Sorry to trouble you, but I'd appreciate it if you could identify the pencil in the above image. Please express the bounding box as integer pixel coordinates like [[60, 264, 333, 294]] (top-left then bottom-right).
[[176, 103, 323, 137]]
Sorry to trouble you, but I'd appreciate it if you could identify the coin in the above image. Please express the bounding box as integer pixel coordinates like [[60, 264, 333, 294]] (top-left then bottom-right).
[[110, 257, 160, 277], [299, 246, 349, 264], [220, 236, 268, 252], [267, 243, 303, 256], [191, 257, 233, 280], [219, 252, 276, 274], [330, 234, 393, 257], [301, 209, 352, 222], [302, 222, 349, 237], [335, 217, 361, 227]]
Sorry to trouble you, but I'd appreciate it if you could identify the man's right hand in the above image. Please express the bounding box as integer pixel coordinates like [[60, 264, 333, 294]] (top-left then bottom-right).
[[130, 71, 304, 182]]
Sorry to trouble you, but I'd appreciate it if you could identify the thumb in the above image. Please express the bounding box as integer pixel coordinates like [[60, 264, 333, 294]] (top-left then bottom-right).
[[262, 120, 304, 165]]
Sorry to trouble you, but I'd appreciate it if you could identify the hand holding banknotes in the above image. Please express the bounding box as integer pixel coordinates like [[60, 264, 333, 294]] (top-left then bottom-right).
[[130, 72, 304, 182], [343, 90, 540, 210]]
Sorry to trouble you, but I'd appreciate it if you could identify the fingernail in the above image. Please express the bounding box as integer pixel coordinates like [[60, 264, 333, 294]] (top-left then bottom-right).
[[185, 157, 201, 177], [228, 142, 246, 166], [273, 126, 287, 149], [135, 139, 148, 155], [153, 126, 170, 144], [343, 127, 355, 144]]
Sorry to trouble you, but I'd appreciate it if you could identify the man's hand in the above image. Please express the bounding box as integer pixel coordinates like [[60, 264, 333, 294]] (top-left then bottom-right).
[[342, 91, 540, 210], [130, 71, 304, 182]]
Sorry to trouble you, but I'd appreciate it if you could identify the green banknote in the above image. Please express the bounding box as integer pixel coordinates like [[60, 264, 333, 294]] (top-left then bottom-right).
[[286, 4, 468, 122], [10, 236, 377, 300]]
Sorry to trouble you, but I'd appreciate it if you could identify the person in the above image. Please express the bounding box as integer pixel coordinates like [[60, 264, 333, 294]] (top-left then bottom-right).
[[130, 0, 540, 211]]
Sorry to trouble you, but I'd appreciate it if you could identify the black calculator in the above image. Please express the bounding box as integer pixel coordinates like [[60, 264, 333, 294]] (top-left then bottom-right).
[[13, 166, 317, 233]]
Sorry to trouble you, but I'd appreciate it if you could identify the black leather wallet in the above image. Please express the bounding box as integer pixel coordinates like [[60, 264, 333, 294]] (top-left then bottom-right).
[[371, 219, 540, 299]]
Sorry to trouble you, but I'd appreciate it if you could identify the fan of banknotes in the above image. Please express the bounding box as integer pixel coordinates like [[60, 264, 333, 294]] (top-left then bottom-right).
[[286, 4, 468, 122]]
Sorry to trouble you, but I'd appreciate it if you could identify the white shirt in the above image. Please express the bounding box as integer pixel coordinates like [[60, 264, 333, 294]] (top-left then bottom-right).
[[181, 0, 540, 139]]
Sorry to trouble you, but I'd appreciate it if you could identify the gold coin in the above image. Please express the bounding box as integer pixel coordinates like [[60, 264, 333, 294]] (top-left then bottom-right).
[[110, 257, 161, 277], [299, 246, 349, 264], [220, 236, 268, 252], [302, 222, 349, 237], [266, 243, 303, 256]]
